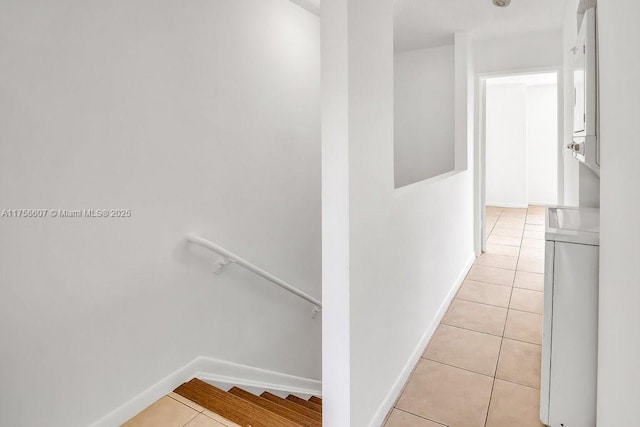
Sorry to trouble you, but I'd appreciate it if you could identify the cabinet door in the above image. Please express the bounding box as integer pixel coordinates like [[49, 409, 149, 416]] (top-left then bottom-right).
[[548, 242, 599, 427], [540, 240, 555, 425], [573, 26, 587, 135]]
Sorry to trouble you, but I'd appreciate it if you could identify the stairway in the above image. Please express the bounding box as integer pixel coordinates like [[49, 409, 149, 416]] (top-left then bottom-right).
[[171, 378, 322, 427]]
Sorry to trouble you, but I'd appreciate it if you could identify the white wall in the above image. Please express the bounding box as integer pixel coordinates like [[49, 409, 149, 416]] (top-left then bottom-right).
[[322, 1, 476, 424], [474, 32, 563, 75], [474, 31, 564, 209], [394, 45, 455, 187], [527, 84, 559, 205], [596, 0, 640, 425], [485, 78, 558, 208], [0, 1, 321, 426], [485, 83, 529, 207]]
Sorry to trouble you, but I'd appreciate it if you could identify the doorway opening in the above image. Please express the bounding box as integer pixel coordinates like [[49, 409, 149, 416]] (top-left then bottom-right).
[[477, 71, 561, 252]]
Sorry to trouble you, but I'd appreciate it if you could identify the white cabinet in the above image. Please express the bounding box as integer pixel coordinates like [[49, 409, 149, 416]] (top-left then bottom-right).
[[570, 7, 599, 176], [541, 207, 599, 427]]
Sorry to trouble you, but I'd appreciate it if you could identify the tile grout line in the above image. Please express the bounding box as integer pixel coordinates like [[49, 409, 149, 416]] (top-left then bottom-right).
[[439, 319, 543, 345], [483, 206, 531, 427], [482, 207, 508, 427], [454, 295, 543, 313], [418, 356, 543, 391], [389, 207, 543, 427], [393, 408, 449, 426]]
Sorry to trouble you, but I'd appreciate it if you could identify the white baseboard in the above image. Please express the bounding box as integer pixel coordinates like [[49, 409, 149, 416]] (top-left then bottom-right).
[[196, 358, 322, 397], [89, 357, 321, 427], [486, 202, 529, 209], [367, 253, 476, 427]]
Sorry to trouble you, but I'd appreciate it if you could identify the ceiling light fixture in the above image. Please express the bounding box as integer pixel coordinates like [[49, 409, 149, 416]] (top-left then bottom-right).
[[493, 0, 511, 7]]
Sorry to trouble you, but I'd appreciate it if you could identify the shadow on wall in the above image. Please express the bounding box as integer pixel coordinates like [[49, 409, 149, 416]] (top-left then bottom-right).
[[393, 42, 456, 188]]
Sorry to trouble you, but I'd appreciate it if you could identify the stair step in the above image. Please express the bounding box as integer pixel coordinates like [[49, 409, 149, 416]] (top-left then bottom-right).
[[286, 395, 322, 413], [228, 387, 321, 427], [173, 379, 300, 427], [261, 392, 322, 423], [308, 396, 322, 406]]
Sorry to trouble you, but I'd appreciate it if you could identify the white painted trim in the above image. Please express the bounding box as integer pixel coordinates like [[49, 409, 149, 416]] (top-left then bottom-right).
[[367, 253, 476, 427], [528, 201, 556, 207], [89, 357, 322, 427], [195, 358, 322, 396], [486, 202, 530, 209], [475, 66, 563, 252]]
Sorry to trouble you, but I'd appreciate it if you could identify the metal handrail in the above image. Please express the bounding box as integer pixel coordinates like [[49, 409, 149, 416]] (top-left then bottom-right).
[[186, 234, 321, 317]]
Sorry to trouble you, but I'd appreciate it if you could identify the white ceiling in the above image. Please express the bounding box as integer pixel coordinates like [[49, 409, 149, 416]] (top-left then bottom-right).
[[394, 0, 568, 52]]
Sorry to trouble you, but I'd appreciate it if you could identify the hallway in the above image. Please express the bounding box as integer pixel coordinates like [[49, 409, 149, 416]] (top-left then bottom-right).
[[385, 206, 545, 427]]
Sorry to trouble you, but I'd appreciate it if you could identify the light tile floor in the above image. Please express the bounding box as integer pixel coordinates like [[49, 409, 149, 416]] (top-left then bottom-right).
[[122, 392, 240, 427], [385, 206, 545, 427]]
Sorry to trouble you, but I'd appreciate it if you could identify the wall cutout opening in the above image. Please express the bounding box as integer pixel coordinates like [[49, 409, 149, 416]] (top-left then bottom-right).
[[394, 2, 471, 189], [393, 42, 456, 188]]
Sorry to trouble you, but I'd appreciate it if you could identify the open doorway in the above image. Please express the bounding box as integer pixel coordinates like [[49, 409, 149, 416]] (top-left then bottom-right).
[[477, 71, 561, 250]]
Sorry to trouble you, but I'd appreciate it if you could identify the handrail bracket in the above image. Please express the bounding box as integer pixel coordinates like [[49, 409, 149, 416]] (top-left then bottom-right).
[[186, 234, 322, 318], [213, 257, 236, 274]]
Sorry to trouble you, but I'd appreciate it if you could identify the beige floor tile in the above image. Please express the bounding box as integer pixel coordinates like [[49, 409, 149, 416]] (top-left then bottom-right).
[[501, 207, 528, 216], [396, 360, 493, 427], [496, 216, 526, 225], [202, 410, 241, 427], [186, 414, 228, 427], [487, 235, 522, 247], [384, 409, 444, 427], [519, 246, 545, 259], [485, 243, 520, 257], [485, 221, 498, 232], [527, 206, 545, 215], [442, 299, 507, 336], [523, 230, 545, 240], [521, 238, 545, 249], [524, 224, 545, 232], [491, 227, 524, 238], [494, 223, 525, 232], [486, 221, 498, 229], [486, 380, 544, 427], [467, 265, 515, 286], [509, 288, 543, 314], [486, 206, 503, 215], [122, 396, 199, 427], [168, 392, 205, 412], [424, 325, 502, 376], [498, 220, 526, 227], [496, 339, 542, 389], [517, 256, 545, 274], [525, 215, 545, 225], [503, 310, 543, 345], [476, 253, 518, 270], [456, 280, 512, 308], [514, 271, 544, 292]]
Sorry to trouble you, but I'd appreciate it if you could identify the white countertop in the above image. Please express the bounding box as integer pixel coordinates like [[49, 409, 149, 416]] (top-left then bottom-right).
[[545, 206, 600, 246]]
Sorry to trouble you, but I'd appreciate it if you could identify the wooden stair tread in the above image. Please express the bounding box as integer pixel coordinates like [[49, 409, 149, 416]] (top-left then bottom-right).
[[173, 379, 300, 427], [228, 387, 321, 427], [308, 396, 322, 406], [261, 392, 322, 423], [286, 395, 322, 413]]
